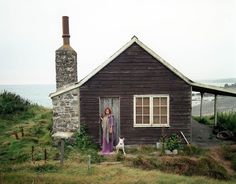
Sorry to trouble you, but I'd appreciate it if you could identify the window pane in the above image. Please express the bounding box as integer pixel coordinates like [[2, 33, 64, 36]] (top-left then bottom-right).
[[153, 97, 159, 106], [143, 97, 149, 106], [136, 107, 142, 114], [153, 107, 159, 115], [136, 116, 142, 124], [161, 98, 167, 105], [136, 98, 142, 106], [161, 107, 167, 115], [143, 116, 150, 124], [153, 116, 160, 124], [161, 116, 167, 124], [143, 107, 149, 114]]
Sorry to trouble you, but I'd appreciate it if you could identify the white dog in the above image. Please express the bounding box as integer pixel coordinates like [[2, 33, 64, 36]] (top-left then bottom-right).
[[116, 137, 126, 155]]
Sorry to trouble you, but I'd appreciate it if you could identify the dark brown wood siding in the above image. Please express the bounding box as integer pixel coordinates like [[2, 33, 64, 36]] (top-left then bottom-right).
[[80, 43, 192, 145]]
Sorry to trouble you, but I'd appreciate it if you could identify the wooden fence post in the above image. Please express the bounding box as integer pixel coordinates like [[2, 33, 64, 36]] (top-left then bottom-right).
[[87, 155, 91, 175], [44, 148, 47, 164], [60, 139, 64, 166], [20, 127, 24, 137], [32, 146, 34, 163]]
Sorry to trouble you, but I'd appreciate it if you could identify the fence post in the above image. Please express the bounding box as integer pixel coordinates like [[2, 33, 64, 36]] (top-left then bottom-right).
[[44, 148, 47, 164], [32, 146, 34, 163], [87, 155, 91, 174], [60, 139, 64, 166], [20, 127, 24, 137]]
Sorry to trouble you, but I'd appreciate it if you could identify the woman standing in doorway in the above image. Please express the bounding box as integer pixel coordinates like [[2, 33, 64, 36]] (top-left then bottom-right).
[[100, 107, 114, 155]]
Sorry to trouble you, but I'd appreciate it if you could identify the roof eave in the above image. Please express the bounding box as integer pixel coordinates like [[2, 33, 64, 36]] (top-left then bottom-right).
[[191, 82, 236, 97]]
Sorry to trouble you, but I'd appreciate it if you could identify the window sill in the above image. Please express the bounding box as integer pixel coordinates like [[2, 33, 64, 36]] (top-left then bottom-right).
[[134, 124, 170, 128]]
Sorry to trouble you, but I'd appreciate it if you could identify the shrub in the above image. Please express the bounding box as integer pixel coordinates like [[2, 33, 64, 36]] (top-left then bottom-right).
[[165, 134, 181, 151], [86, 149, 105, 163], [0, 91, 30, 115], [71, 125, 97, 150], [218, 112, 236, 134], [66, 125, 104, 164]]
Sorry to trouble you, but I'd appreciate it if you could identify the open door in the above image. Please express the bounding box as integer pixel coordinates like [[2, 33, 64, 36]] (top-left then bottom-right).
[[99, 97, 120, 146]]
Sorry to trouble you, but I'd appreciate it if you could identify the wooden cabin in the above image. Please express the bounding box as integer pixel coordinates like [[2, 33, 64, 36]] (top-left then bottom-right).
[[50, 17, 236, 145]]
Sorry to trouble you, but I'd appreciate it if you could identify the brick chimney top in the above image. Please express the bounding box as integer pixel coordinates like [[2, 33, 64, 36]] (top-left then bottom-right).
[[62, 16, 70, 45]]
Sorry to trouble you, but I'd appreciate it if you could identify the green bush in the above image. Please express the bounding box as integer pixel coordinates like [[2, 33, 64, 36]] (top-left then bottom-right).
[[218, 112, 236, 134], [0, 91, 30, 115], [165, 134, 181, 151], [71, 126, 97, 150], [86, 149, 105, 163], [66, 125, 104, 164]]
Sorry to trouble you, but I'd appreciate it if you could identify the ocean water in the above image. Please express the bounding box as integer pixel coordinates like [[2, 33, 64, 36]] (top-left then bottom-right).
[[0, 84, 56, 108]]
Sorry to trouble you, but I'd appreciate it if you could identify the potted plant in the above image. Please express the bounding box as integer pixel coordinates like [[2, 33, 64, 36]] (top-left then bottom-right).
[[165, 134, 181, 155]]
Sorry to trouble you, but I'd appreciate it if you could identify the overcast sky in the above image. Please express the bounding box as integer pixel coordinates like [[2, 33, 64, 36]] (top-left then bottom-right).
[[0, 0, 235, 84]]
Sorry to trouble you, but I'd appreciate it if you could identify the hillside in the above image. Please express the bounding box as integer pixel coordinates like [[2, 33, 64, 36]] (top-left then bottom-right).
[[0, 105, 54, 163]]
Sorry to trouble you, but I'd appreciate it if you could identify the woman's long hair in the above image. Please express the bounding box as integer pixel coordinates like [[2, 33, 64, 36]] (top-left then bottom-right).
[[104, 107, 112, 115]]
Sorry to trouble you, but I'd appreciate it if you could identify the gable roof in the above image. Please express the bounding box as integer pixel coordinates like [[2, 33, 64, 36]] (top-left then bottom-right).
[[50, 36, 236, 98]]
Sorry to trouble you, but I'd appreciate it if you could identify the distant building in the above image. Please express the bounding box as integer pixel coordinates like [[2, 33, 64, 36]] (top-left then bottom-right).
[[50, 17, 236, 145]]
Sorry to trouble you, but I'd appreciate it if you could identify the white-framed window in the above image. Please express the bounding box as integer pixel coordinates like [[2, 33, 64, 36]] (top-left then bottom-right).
[[133, 95, 170, 127]]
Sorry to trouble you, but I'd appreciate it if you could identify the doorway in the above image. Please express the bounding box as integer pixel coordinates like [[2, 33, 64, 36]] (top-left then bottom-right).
[[99, 97, 120, 145]]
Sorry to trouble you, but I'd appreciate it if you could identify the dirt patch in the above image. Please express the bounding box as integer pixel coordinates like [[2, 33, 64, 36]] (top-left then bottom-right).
[[191, 119, 234, 147]]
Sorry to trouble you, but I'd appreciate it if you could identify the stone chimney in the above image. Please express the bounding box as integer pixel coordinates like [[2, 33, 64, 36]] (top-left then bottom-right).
[[56, 16, 78, 89]]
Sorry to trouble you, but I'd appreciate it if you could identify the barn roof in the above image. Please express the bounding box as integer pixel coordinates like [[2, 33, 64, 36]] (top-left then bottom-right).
[[50, 36, 236, 98]]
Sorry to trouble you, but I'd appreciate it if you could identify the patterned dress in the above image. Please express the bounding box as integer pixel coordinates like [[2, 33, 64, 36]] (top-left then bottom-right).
[[101, 115, 114, 154]]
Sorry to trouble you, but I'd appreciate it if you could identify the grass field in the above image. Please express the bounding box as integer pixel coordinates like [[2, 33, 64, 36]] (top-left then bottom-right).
[[1, 161, 236, 184]]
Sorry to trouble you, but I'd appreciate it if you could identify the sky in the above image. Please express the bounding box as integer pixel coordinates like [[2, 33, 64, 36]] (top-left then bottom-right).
[[0, 0, 235, 84]]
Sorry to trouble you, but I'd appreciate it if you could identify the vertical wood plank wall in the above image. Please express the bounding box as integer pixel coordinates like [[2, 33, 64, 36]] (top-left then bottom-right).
[[80, 43, 192, 144]]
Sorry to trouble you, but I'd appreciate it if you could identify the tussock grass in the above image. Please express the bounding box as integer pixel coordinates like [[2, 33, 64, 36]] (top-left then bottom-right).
[[1, 162, 235, 184]]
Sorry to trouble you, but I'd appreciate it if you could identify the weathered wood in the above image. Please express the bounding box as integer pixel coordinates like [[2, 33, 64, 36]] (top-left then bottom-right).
[[60, 139, 64, 166], [80, 43, 192, 144], [200, 92, 204, 119], [214, 94, 217, 126], [31, 146, 34, 163]]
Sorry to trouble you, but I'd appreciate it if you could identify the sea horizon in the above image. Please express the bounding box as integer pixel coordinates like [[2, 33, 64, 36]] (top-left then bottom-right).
[[0, 79, 235, 108]]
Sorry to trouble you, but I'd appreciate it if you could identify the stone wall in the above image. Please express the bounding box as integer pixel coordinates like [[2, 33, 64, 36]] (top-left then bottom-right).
[[52, 88, 80, 133], [56, 46, 77, 89]]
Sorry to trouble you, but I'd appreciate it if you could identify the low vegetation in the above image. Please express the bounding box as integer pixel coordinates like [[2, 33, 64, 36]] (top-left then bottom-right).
[[0, 92, 55, 164], [194, 112, 236, 139], [221, 145, 236, 171], [0, 91, 30, 115], [0, 91, 236, 183], [218, 112, 236, 135]]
